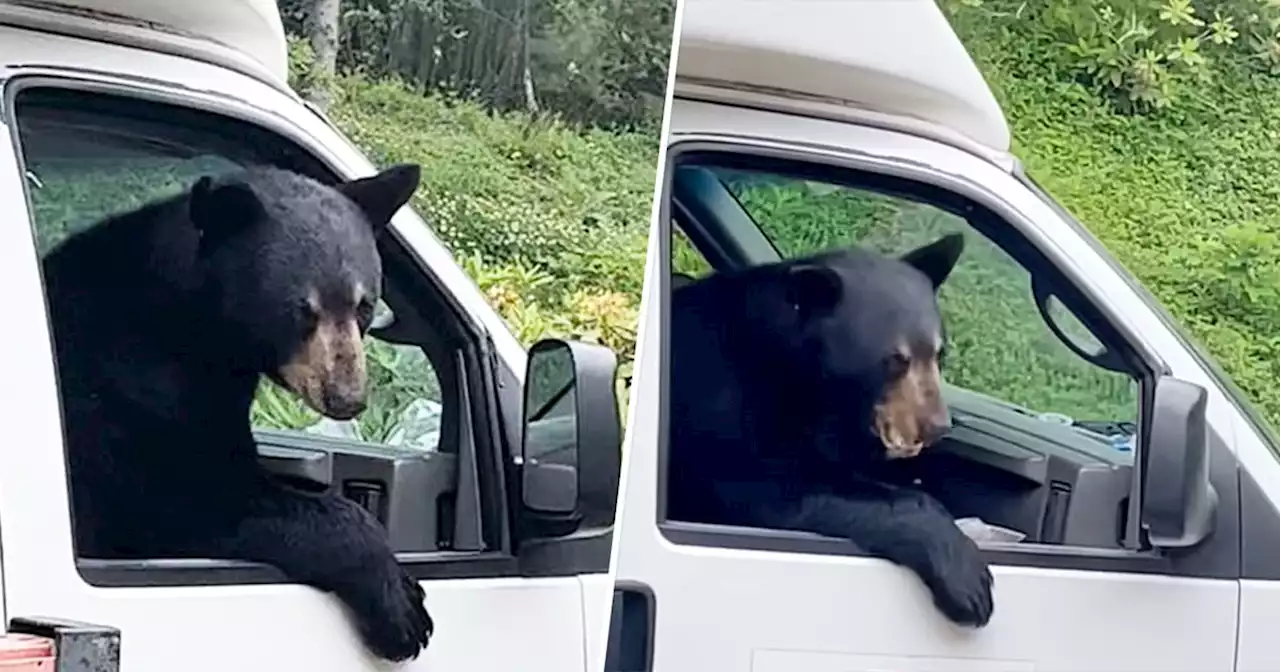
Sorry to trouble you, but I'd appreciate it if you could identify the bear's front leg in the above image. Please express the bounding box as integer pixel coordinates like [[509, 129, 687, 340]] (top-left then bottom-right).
[[767, 485, 994, 627], [213, 483, 433, 662]]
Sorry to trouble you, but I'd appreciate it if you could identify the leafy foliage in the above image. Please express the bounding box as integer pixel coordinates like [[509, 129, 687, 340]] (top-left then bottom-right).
[[279, 0, 674, 130], [943, 0, 1280, 112], [942, 1, 1280, 427], [320, 71, 649, 429]]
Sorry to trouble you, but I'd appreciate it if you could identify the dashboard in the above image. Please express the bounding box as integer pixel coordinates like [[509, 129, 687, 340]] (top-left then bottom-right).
[[875, 386, 1136, 549], [254, 429, 458, 553]]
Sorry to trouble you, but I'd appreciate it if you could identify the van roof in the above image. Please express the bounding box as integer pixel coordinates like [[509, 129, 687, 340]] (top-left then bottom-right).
[[0, 0, 289, 89], [674, 0, 1011, 158]]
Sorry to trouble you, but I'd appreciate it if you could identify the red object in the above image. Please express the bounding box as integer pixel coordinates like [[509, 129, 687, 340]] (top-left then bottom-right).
[[0, 634, 54, 670]]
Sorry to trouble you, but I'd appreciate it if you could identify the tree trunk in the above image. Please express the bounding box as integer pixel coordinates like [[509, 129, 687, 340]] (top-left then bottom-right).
[[521, 0, 539, 113], [304, 0, 340, 110]]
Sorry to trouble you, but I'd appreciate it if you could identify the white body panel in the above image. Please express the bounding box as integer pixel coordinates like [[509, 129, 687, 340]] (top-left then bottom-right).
[[0, 18, 601, 672], [1236, 580, 1280, 672], [580, 572, 616, 672], [49, 0, 289, 76], [0, 0, 289, 90]]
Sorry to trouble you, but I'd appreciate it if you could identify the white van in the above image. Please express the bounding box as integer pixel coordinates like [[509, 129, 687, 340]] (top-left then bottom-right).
[[0, 1, 621, 670], [610, 2, 1280, 671]]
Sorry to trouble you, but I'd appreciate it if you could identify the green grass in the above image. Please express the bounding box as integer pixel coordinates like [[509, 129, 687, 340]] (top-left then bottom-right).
[[327, 75, 654, 300], [946, 7, 1280, 429]]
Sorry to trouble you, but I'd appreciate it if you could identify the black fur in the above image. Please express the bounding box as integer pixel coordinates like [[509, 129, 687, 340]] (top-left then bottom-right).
[[667, 233, 994, 626], [44, 164, 434, 661]]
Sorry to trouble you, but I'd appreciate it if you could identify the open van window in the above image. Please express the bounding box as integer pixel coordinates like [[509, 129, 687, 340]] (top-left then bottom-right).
[[663, 147, 1154, 557], [12, 85, 484, 585]]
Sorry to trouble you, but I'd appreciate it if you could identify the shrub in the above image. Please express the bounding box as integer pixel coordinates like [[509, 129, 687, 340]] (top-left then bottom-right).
[[943, 0, 1280, 113], [944, 0, 1280, 427], [325, 74, 652, 297], [315, 74, 651, 431]]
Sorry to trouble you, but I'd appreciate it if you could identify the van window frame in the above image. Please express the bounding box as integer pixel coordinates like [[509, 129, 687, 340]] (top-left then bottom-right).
[[656, 137, 1242, 580], [3, 73, 524, 587]]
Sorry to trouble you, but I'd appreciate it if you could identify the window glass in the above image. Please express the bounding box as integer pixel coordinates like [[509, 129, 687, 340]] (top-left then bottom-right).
[[671, 221, 714, 281], [15, 88, 445, 453]]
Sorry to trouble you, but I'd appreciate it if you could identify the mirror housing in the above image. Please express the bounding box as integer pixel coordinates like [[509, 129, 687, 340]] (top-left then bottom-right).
[[519, 338, 622, 538], [1142, 375, 1217, 549]]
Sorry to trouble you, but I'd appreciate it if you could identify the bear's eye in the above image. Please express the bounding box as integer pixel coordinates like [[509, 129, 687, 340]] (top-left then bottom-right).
[[355, 298, 375, 331], [886, 352, 910, 378], [295, 299, 319, 331]]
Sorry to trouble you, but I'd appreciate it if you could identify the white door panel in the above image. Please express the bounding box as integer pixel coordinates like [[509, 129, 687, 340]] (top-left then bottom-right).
[[643, 548, 1236, 671], [750, 649, 1035, 672], [581, 572, 615, 672], [1234, 580, 1280, 672], [3, 576, 585, 672]]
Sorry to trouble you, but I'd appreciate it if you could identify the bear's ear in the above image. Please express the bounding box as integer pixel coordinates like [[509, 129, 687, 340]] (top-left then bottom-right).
[[785, 263, 844, 319], [337, 163, 422, 231], [189, 176, 264, 251], [900, 232, 965, 291]]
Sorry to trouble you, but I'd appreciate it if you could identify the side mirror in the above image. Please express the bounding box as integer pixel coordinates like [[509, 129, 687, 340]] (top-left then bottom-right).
[[520, 338, 622, 537], [1142, 375, 1218, 549]]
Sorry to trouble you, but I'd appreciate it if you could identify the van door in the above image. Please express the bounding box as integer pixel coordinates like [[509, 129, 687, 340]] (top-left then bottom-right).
[[611, 99, 1241, 672], [1226, 404, 1280, 672], [0, 63, 599, 671]]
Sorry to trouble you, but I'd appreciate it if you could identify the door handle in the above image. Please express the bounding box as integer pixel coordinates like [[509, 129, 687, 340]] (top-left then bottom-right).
[[603, 582, 655, 672]]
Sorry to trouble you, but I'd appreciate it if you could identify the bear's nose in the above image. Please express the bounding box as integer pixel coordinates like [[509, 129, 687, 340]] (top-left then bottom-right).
[[322, 388, 367, 420], [921, 409, 952, 445]]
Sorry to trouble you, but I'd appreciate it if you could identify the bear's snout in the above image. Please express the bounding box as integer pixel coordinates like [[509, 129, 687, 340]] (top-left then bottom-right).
[[874, 350, 950, 459], [277, 317, 369, 420], [320, 376, 371, 419], [919, 406, 952, 445], [321, 384, 367, 420]]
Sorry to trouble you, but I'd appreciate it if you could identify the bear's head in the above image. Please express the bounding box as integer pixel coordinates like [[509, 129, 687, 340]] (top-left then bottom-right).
[[749, 233, 965, 461], [186, 163, 422, 420]]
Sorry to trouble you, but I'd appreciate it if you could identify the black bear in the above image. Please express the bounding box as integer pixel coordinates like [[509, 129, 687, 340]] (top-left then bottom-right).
[[667, 232, 994, 626], [43, 163, 433, 661]]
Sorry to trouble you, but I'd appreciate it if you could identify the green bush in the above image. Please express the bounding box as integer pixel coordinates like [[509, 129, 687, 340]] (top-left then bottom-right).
[[944, 0, 1280, 112], [327, 74, 652, 300], [322, 74, 651, 427], [936, 2, 1280, 428], [279, 0, 673, 130]]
